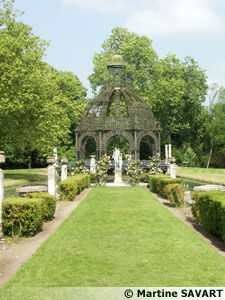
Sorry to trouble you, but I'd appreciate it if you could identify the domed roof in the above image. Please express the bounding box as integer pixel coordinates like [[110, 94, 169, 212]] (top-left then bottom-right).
[[111, 53, 125, 66], [77, 87, 159, 132], [76, 53, 160, 133]]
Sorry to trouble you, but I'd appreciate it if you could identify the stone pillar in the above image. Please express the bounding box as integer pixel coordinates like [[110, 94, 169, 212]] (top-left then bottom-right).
[[0, 151, 5, 237], [165, 144, 168, 162], [90, 155, 96, 174], [114, 170, 123, 183], [61, 158, 68, 181], [168, 144, 172, 158], [170, 163, 176, 178], [134, 130, 137, 161], [47, 157, 56, 196], [99, 131, 102, 159]]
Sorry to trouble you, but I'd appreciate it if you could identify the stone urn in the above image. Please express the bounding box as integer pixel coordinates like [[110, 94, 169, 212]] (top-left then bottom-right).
[[168, 157, 176, 164], [47, 157, 56, 165], [61, 158, 68, 164]]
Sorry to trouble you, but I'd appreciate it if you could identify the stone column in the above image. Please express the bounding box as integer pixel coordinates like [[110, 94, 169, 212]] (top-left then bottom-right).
[[169, 158, 176, 178], [90, 155, 96, 174], [47, 157, 56, 196], [0, 151, 5, 237], [168, 144, 172, 158], [61, 158, 68, 181], [99, 131, 102, 159], [165, 144, 168, 162], [170, 163, 176, 178], [134, 130, 137, 161]]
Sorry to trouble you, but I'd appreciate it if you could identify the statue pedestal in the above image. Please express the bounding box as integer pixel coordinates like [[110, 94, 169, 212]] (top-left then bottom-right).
[[114, 170, 123, 183]]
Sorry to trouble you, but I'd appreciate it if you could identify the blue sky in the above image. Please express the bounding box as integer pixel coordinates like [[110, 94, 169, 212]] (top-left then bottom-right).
[[13, 0, 225, 99]]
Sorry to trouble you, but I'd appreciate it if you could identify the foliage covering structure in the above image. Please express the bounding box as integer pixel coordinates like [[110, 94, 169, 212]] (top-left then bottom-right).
[[164, 183, 184, 206], [149, 174, 183, 198], [2, 197, 43, 237], [191, 190, 225, 242], [25, 192, 56, 221], [89, 27, 208, 156], [59, 174, 90, 201]]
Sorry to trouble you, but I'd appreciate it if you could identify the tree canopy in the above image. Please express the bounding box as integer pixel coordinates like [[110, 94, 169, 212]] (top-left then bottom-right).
[[89, 27, 209, 162], [0, 0, 87, 166]]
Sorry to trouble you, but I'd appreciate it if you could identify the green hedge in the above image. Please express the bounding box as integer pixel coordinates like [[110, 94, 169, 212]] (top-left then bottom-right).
[[2, 197, 43, 237], [191, 190, 225, 241], [140, 172, 150, 183], [149, 175, 183, 198], [25, 192, 56, 221], [165, 184, 184, 206], [60, 174, 90, 201]]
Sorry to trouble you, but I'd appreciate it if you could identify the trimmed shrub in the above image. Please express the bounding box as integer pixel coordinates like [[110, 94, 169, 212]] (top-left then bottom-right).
[[149, 175, 183, 198], [90, 173, 97, 183], [25, 192, 56, 221], [149, 175, 165, 193], [165, 184, 184, 206], [191, 191, 206, 223], [140, 172, 150, 183], [60, 174, 90, 201], [2, 197, 43, 237], [191, 191, 225, 240]]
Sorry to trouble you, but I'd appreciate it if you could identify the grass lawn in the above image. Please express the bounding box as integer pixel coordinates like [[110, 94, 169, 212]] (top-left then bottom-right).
[[4, 168, 48, 197], [177, 167, 225, 185], [3, 186, 225, 287]]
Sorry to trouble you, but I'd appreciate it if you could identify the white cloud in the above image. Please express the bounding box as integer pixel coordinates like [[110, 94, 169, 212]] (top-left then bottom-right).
[[125, 0, 225, 36], [60, 0, 129, 13]]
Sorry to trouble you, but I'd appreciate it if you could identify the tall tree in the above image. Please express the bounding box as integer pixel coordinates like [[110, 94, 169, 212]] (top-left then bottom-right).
[[206, 85, 225, 168], [89, 27, 158, 97], [89, 27, 208, 154], [0, 0, 87, 166]]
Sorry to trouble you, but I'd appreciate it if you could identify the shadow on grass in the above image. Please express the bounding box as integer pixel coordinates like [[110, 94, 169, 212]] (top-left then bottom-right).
[[186, 217, 225, 254]]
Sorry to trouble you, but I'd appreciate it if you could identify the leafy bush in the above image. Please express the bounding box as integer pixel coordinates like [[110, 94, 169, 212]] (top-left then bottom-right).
[[2, 197, 43, 237], [165, 184, 184, 206], [25, 192, 56, 221], [147, 154, 162, 174], [149, 174, 165, 193], [71, 160, 89, 175], [60, 174, 90, 201], [191, 190, 225, 240], [126, 156, 143, 185], [90, 173, 98, 183], [140, 172, 150, 183], [95, 155, 110, 185], [149, 175, 183, 198], [191, 191, 206, 223]]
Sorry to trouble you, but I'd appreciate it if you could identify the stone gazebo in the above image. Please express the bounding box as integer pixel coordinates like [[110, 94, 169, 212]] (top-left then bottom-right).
[[75, 53, 161, 160]]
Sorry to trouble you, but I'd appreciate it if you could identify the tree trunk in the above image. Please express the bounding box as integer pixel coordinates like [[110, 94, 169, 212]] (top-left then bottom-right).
[[207, 148, 212, 169], [28, 157, 32, 169]]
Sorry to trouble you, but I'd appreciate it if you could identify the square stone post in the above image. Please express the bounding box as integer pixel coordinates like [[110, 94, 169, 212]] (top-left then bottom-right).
[[0, 151, 5, 237], [61, 158, 68, 181], [47, 157, 56, 196], [169, 158, 176, 178]]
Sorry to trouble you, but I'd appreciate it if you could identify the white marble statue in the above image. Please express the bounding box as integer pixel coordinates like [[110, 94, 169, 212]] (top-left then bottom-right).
[[112, 148, 122, 170]]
